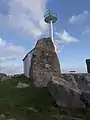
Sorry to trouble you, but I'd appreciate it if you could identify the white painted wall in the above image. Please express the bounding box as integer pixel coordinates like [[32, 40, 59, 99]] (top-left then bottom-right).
[[23, 50, 34, 77]]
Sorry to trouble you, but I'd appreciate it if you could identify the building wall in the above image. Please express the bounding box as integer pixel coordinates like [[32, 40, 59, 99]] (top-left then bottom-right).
[[23, 50, 34, 77]]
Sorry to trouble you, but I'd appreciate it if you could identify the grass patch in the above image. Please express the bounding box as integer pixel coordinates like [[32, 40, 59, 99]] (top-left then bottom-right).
[[0, 77, 57, 120], [1, 76, 89, 120]]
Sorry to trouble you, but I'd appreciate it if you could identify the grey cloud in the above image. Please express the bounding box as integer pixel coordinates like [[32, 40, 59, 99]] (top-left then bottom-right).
[[0, 0, 49, 39]]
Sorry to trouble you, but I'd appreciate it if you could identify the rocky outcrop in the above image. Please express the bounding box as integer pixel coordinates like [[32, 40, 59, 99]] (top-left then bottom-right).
[[0, 73, 7, 81], [1, 76, 10, 81], [48, 74, 90, 108], [16, 82, 29, 88], [0, 73, 7, 77], [29, 37, 61, 87], [29, 37, 90, 109]]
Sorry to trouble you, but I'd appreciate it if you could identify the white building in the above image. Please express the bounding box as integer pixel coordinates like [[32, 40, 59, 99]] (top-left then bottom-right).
[[22, 48, 35, 78]]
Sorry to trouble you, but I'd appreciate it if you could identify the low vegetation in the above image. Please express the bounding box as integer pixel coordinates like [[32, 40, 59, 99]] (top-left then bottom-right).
[[0, 75, 90, 120], [0, 75, 57, 120]]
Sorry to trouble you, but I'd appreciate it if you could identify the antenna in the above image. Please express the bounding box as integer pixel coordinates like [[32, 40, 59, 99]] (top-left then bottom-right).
[[44, 11, 57, 42]]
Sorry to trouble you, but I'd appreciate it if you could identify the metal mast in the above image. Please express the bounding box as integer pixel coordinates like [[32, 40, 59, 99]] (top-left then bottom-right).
[[44, 11, 57, 42]]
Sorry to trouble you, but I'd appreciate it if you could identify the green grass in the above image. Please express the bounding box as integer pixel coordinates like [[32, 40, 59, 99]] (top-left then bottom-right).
[[0, 77, 57, 120], [1, 76, 89, 120]]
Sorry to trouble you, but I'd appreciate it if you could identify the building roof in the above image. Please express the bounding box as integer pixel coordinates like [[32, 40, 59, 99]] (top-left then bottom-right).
[[22, 48, 35, 61]]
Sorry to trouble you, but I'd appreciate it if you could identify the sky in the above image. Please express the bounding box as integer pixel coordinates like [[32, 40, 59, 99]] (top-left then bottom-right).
[[0, 0, 90, 75]]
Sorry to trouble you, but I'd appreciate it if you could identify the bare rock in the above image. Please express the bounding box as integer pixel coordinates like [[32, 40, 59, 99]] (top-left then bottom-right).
[[16, 82, 29, 88], [27, 107, 38, 112], [0, 114, 6, 120], [48, 74, 90, 108], [29, 37, 61, 87], [0, 73, 7, 81], [1, 76, 10, 81]]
